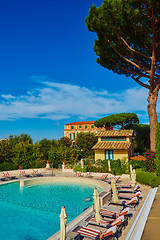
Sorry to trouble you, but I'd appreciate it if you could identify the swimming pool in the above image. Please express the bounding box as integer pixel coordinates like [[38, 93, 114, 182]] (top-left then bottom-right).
[[0, 181, 102, 240]]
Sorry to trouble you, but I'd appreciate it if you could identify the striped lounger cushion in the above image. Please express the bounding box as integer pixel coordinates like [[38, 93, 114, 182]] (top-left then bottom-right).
[[101, 174, 108, 179], [114, 176, 121, 181], [74, 172, 81, 177], [100, 207, 129, 218], [3, 172, 10, 177], [77, 226, 116, 239], [118, 191, 141, 200], [89, 215, 124, 228], [116, 181, 132, 187], [110, 197, 138, 206]]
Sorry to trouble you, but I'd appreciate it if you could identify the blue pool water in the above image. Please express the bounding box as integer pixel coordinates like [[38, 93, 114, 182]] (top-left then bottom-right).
[[0, 181, 102, 240]]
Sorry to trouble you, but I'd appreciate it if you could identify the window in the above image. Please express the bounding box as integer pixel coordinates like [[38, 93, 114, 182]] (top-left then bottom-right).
[[70, 133, 75, 140], [79, 125, 82, 129], [105, 150, 113, 160], [91, 125, 94, 128], [71, 126, 74, 129], [85, 125, 88, 129], [101, 137, 126, 141], [118, 137, 126, 141], [101, 137, 113, 141]]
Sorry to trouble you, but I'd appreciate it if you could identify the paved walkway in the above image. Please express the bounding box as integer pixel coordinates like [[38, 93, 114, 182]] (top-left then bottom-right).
[[141, 187, 160, 240]]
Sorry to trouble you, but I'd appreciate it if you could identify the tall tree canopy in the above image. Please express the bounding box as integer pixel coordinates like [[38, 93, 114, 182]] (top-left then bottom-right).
[[132, 124, 150, 154], [94, 112, 139, 129], [75, 132, 98, 158], [86, 0, 160, 151]]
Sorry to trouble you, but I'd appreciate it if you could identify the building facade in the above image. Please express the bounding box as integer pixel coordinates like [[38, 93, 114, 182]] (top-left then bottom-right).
[[93, 129, 134, 161], [64, 121, 99, 144]]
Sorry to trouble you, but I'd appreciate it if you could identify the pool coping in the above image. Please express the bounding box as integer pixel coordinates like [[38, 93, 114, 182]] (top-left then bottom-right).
[[19, 176, 110, 189]]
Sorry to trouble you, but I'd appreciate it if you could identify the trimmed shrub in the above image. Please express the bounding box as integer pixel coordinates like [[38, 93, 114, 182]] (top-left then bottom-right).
[[0, 162, 16, 171], [110, 159, 123, 175], [120, 157, 129, 174], [129, 160, 147, 171], [73, 165, 82, 172], [86, 165, 99, 172], [136, 169, 160, 187]]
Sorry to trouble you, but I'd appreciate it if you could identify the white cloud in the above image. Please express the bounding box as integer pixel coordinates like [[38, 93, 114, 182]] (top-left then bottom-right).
[[0, 80, 158, 121], [1, 95, 16, 100]]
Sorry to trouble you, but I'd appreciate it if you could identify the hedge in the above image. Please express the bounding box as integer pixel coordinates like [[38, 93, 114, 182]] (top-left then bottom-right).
[[129, 160, 146, 171], [0, 162, 16, 171], [136, 169, 160, 187]]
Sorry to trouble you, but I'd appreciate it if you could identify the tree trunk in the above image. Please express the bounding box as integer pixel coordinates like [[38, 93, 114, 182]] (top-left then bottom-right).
[[147, 88, 159, 152]]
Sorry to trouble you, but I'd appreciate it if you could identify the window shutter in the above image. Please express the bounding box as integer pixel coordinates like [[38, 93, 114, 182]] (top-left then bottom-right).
[[105, 150, 109, 160], [110, 150, 113, 160]]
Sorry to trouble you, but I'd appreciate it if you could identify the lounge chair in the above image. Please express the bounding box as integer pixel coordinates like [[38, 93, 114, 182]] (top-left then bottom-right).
[[109, 197, 139, 209], [95, 174, 108, 180], [76, 225, 117, 239], [104, 176, 121, 184], [84, 172, 92, 178], [3, 172, 17, 180], [118, 191, 142, 200], [0, 177, 8, 181], [20, 170, 31, 178], [117, 185, 140, 194], [101, 174, 108, 179], [116, 181, 132, 188], [32, 169, 43, 177], [114, 176, 121, 181], [88, 215, 125, 231], [100, 207, 132, 220], [74, 171, 82, 177]]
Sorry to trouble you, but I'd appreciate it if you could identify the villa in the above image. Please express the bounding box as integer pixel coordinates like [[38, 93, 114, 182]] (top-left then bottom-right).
[[92, 129, 134, 161], [64, 120, 112, 145], [64, 121, 98, 144]]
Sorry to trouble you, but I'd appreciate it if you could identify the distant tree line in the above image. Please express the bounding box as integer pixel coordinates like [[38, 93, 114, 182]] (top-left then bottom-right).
[[0, 112, 152, 171], [0, 133, 97, 171]]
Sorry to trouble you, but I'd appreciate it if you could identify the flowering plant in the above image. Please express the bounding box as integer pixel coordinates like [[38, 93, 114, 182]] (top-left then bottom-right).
[[144, 150, 156, 172]]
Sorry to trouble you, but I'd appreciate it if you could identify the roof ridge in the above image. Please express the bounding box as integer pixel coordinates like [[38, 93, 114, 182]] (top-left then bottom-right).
[[65, 121, 95, 125], [93, 141, 131, 150], [95, 129, 134, 137]]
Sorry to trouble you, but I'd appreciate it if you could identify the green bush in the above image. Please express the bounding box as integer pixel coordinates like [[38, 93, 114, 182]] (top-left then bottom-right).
[[73, 165, 82, 172], [120, 157, 129, 174], [0, 162, 16, 171], [86, 165, 98, 172], [129, 160, 147, 171], [136, 169, 160, 187], [151, 177, 160, 188], [95, 159, 104, 167], [110, 159, 123, 175]]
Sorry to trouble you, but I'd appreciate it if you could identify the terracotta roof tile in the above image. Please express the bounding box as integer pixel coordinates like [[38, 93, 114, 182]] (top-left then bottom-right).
[[65, 121, 95, 125], [95, 130, 134, 137], [130, 155, 146, 161], [92, 141, 131, 150]]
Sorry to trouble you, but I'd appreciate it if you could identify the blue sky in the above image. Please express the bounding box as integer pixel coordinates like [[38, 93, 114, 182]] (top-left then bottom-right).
[[0, 0, 158, 141]]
